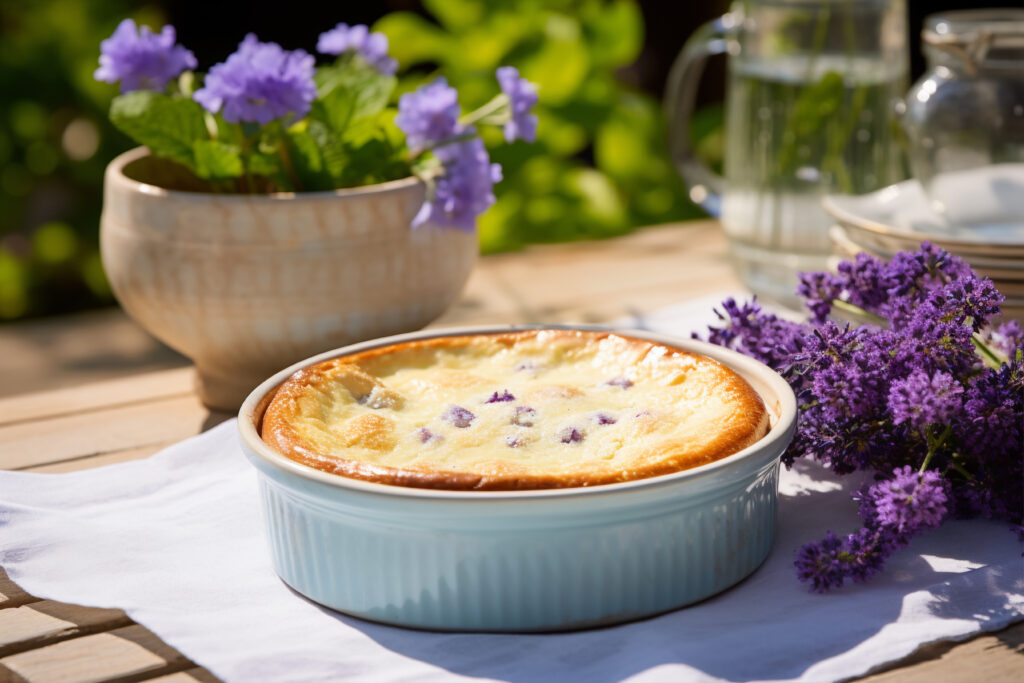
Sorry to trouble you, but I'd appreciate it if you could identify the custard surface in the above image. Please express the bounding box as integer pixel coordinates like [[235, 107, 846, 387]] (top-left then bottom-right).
[[261, 330, 769, 490]]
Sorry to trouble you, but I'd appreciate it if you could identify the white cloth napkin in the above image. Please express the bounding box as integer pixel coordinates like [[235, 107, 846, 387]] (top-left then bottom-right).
[[2, 294, 1021, 683]]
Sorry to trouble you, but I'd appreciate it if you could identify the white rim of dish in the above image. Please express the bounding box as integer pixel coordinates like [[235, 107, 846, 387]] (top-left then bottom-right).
[[238, 325, 798, 502], [822, 190, 1024, 256]]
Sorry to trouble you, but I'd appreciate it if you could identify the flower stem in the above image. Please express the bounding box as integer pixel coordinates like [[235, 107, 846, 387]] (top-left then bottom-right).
[[920, 424, 951, 473], [458, 94, 509, 130], [972, 333, 1006, 370], [276, 140, 301, 193], [831, 299, 887, 326]]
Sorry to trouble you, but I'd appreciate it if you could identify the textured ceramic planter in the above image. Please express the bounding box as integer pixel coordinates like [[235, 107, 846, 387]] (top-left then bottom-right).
[[100, 148, 478, 410]]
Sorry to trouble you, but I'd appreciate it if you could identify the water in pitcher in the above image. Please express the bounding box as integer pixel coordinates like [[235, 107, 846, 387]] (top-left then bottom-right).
[[721, 55, 907, 304]]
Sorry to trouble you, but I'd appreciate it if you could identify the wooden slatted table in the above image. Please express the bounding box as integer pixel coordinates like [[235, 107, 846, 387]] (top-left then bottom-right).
[[0, 221, 1020, 682]]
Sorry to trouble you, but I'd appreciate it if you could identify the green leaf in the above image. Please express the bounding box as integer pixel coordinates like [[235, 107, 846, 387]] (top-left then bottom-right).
[[373, 12, 449, 66], [192, 140, 243, 180], [423, 0, 485, 31], [109, 91, 208, 170], [285, 128, 335, 192], [581, 0, 643, 67], [518, 16, 589, 105], [314, 61, 396, 134]]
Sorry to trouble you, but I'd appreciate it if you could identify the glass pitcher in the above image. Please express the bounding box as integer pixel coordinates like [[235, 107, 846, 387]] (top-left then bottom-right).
[[667, 0, 909, 306]]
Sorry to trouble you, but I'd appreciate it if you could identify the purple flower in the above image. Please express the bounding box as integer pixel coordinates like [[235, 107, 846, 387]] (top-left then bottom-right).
[[496, 66, 538, 143], [395, 77, 461, 152], [486, 390, 515, 403], [559, 427, 584, 444], [861, 467, 949, 539], [416, 427, 442, 444], [512, 406, 535, 427], [592, 412, 617, 425], [95, 19, 196, 93], [797, 270, 843, 322], [794, 528, 891, 592], [317, 23, 397, 75], [794, 531, 847, 592], [442, 404, 475, 428], [412, 137, 502, 232], [888, 370, 963, 432], [193, 34, 316, 125]]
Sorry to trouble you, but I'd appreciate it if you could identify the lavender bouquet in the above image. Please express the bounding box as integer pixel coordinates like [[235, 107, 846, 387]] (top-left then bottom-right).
[[95, 20, 538, 231], [700, 244, 1023, 591]]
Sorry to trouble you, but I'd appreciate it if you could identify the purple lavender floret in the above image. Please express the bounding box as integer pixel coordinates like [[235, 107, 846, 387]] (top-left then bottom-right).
[[442, 405, 475, 428], [863, 467, 949, 539], [888, 370, 963, 432], [592, 412, 617, 425], [511, 406, 535, 427], [416, 427, 442, 444], [316, 23, 397, 75], [702, 243, 1023, 591], [95, 19, 196, 93], [605, 376, 634, 389], [395, 77, 461, 152], [486, 390, 515, 403], [411, 136, 501, 232], [495, 66, 538, 143], [193, 34, 316, 124], [559, 427, 584, 444]]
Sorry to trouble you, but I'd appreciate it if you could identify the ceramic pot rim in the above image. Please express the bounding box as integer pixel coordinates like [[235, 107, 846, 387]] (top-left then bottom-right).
[[238, 324, 798, 502], [107, 147, 421, 202]]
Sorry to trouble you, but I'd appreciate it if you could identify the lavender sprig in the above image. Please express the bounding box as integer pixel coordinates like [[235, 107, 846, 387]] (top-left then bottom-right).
[[701, 244, 1023, 591]]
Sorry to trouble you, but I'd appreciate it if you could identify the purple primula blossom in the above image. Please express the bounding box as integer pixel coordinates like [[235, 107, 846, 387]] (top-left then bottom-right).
[[193, 34, 316, 125], [496, 66, 538, 143], [442, 405, 475, 428], [316, 23, 397, 75], [486, 390, 515, 403], [395, 77, 462, 152], [95, 19, 196, 93], [888, 370, 963, 432], [411, 136, 502, 232]]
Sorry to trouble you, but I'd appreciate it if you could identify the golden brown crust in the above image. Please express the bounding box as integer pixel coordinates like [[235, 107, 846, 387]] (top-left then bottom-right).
[[261, 330, 769, 490]]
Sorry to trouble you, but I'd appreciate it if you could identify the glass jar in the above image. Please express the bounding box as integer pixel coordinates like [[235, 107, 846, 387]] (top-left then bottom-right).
[[902, 9, 1024, 225]]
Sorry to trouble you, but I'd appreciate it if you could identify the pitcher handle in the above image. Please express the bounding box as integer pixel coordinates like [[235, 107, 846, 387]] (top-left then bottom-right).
[[665, 13, 739, 218]]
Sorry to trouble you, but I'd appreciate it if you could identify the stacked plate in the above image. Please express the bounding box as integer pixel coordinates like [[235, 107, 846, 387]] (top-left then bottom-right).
[[824, 168, 1024, 323]]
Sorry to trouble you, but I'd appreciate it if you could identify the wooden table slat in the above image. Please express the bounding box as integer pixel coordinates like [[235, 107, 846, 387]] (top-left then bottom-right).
[[0, 601, 132, 658], [0, 369, 194, 428], [0, 572, 37, 611], [0, 624, 194, 683], [0, 396, 224, 471]]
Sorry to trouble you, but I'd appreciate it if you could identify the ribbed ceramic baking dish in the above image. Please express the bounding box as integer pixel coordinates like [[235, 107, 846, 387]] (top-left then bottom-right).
[[238, 325, 797, 632]]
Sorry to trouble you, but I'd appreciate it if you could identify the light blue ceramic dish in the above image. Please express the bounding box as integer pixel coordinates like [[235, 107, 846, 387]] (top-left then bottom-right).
[[238, 326, 797, 632]]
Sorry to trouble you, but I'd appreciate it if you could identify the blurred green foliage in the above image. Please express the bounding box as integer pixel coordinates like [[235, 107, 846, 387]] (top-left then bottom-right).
[[0, 0, 166, 320], [0, 0, 720, 321], [375, 0, 705, 253]]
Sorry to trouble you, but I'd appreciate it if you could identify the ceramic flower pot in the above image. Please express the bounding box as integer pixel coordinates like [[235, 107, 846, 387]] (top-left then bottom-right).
[[100, 147, 478, 411]]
